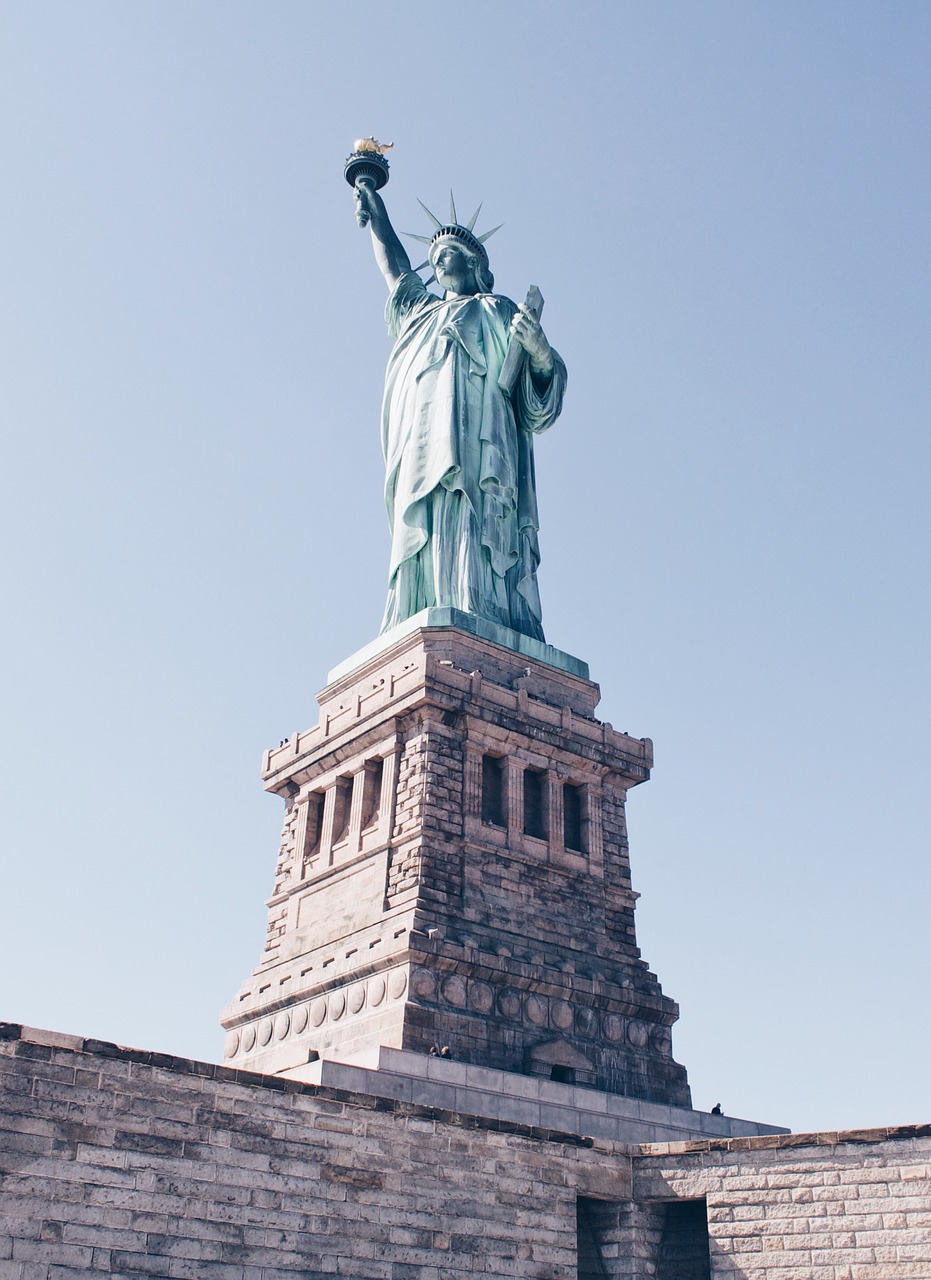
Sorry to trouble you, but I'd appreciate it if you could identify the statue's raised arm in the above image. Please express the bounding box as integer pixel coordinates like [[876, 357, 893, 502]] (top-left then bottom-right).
[[354, 178, 412, 292], [345, 142, 567, 645]]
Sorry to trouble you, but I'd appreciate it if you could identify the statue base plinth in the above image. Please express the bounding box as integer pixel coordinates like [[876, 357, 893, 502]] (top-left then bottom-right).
[[328, 608, 588, 685]]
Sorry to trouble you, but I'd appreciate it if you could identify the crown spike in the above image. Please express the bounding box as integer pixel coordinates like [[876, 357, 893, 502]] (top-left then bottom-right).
[[411, 260, 430, 275], [466, 202, 483, 232], [449, 190, 458, 224], [477, 223, 503, 244], [417, 199, 444, 231], [403, 231, 434, 244]]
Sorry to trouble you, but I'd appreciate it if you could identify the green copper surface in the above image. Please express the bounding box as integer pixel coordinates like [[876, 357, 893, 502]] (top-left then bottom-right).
[[352, 166, 567, 649]]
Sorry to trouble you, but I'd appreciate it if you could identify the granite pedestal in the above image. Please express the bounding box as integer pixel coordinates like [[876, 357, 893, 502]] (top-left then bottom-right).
[[222, 619, 691, 1107]]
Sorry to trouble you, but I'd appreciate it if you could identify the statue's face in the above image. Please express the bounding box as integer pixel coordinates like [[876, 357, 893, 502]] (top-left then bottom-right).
[[432, 241, 478, 295]]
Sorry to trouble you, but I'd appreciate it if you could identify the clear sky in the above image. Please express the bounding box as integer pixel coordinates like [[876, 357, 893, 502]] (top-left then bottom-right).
[[1, 1, 928, 1136]]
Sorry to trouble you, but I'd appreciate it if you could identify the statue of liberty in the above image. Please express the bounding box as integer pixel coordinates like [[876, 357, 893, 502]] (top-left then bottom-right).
[[352, 159, 567, 644]]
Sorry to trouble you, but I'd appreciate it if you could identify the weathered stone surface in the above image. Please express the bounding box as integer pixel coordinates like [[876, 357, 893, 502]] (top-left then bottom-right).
[[0, 1026, 623, 1278], [627, 1129, 931, 1280], [1, 1027, 928, 1279], [303, 1047, 783, 1145], [222, 623, 687, 1104]]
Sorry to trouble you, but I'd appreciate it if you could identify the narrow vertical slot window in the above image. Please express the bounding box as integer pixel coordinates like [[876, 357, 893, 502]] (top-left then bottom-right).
[[331, 777, 352, 845], [362, 758, 384, 829], [303, 792, 325, 868], [481, 754, 504, 826], [563, 782, 584, 852], [523, 769, 546, 840]]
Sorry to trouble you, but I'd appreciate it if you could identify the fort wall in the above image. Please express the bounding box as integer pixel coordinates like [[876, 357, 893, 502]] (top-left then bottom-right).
[[2, 1026, 928, 1279]]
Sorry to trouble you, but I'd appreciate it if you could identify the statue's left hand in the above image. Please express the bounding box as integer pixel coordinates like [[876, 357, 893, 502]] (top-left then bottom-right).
[[510, 303, 555, 377]]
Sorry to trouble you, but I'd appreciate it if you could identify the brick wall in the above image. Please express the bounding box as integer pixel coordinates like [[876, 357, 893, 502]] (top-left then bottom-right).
[[0, 1026, 629, 1280], [631, 1129, 931, 1279], [2, 1026, 929, 1279]]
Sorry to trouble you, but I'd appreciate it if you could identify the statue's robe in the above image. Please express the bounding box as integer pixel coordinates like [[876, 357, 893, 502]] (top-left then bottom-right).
[[381, 271, 567, 641]]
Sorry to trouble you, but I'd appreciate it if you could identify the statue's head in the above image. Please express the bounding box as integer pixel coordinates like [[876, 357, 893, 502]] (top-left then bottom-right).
[[408, 197, 500, 294], [429, 228, 495, 295]]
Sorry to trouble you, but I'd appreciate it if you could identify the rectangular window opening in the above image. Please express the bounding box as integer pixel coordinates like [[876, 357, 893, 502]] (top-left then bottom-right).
[[563, 782, 584, 853], [481, 754, 505, 826], [331, 777, 352, 846], [523, 768, 547, 840], [303, 791, 325, 865], [656, 1198, 711, 1280], [361, 758, 384, 829], [576, 1197, 610, 1280]]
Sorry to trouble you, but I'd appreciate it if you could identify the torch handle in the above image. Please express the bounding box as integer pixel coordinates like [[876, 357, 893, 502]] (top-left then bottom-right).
[[354, 175, 375, 228]]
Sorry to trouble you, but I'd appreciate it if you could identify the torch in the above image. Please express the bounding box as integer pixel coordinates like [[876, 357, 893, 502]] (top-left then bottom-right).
[[344, 138, 392, 227]]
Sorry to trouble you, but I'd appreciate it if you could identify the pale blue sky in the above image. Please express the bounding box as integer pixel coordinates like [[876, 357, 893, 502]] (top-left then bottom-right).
[[1, 1, 928, 1133]]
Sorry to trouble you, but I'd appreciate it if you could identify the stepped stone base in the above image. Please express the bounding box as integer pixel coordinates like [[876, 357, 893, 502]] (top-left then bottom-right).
[[288, 1045, 786, 1146]]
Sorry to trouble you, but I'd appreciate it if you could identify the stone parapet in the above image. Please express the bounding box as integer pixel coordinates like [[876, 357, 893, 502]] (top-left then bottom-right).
[[1, 1025, 927, 1280], [638, 1122, 931, 1156], [0, 1024, 632, 1278]]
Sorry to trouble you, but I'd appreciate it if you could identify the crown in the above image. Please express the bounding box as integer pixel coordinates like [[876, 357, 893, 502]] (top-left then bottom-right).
[[429, 222, 490, 263], [405, 192, 502, 280]]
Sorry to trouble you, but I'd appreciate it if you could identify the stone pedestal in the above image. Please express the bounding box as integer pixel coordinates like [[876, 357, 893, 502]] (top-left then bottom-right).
[[220, 615, 691, 1107]]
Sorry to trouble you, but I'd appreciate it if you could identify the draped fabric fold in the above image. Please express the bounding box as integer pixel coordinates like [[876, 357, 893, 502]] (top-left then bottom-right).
[[381, 272, 566, 641]]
